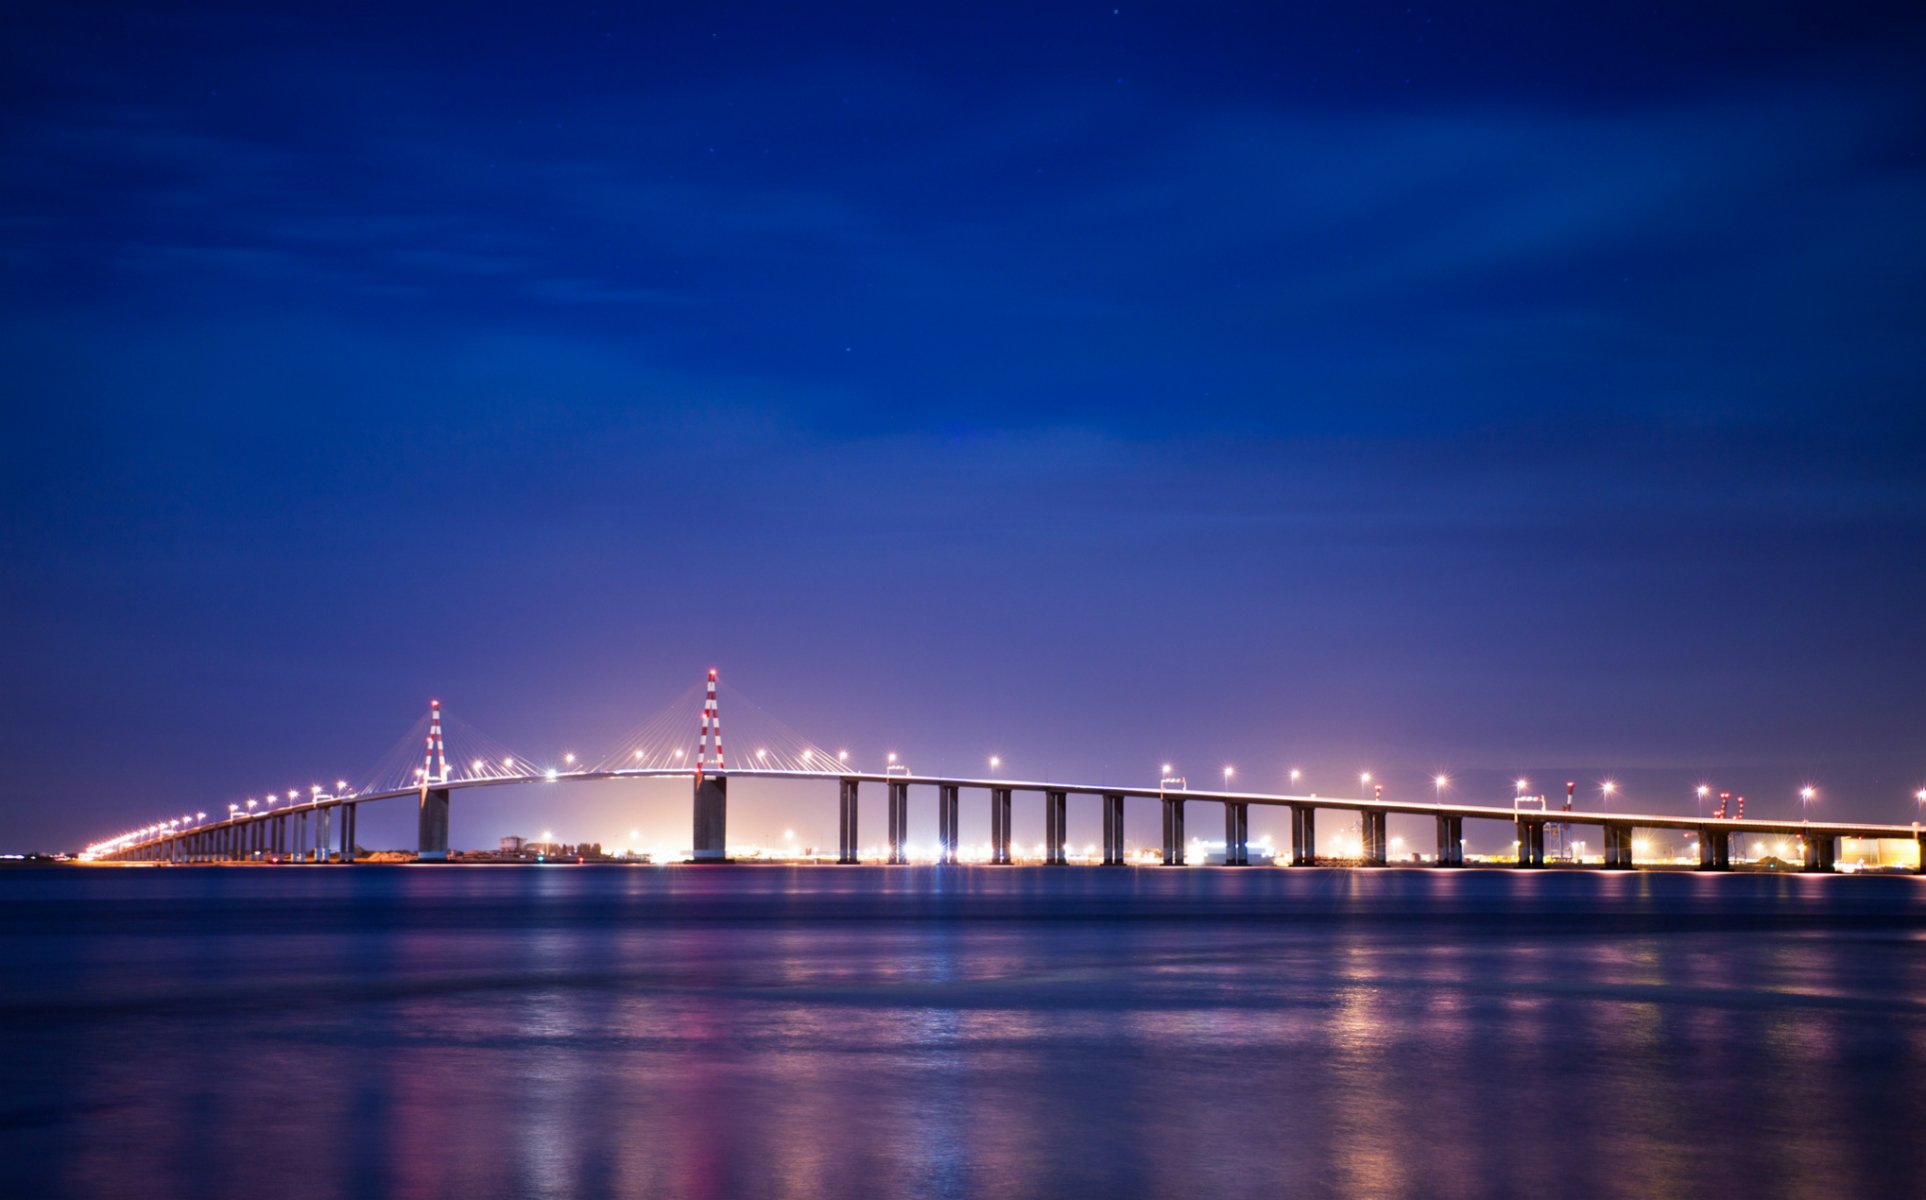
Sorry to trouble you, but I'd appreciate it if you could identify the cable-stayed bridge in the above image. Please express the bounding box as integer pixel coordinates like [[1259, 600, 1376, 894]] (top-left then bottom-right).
[[86, 670, 1926, 873]]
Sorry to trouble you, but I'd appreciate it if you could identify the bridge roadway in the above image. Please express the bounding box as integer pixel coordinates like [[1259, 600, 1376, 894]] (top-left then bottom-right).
[[98, 768, 1926, 873]]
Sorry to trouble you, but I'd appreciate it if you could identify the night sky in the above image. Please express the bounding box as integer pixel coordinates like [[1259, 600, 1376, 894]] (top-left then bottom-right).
[[5, 2, 1924, 854]]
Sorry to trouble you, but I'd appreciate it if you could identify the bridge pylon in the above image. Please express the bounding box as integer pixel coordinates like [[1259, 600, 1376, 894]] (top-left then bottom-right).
[[417, 698, 451, 862], [692, 670, 729, 861]]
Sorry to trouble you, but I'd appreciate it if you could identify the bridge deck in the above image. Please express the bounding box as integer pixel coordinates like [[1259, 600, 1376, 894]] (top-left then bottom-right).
[[101, 767, 1925, 857]]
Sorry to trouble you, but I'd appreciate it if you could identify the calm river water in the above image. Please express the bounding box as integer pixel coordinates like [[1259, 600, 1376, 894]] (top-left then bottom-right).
[[2, 865, 1923, 1199]]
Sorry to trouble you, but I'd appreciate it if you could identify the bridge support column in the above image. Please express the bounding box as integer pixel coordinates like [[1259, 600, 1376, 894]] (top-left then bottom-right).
[[1044, 790, 1068, 864], [1603, 823, 1633, 868], [838, 778, 860, 863], [937, 785, 959, 863], [1916, 832, 1924, 875], [1515, 820, 1544, 867], [1223, 803, 1248, 865], [1434, 815, 1463, 866], [1161, 798, 1186, 865], [1801, 833, 1834, 873], [1101, 793, 1125, 865], [417, 789, 450, 862], [317, 808, 332, 862], [1699, 828, 1731, 870], [692, 775, 728, 862], [343, 805, 357, 864], [990, 787, 1012, 863], [887, 780, 909, 864], [1361, 811, 1388, 865], [1291, 806, 1316, 865]]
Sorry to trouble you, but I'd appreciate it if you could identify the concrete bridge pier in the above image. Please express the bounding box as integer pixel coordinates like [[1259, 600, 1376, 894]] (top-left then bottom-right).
[[887, 780, 909, 864], [417, 789, 451, 862], [937, 785, 959, 863], [1801, 833, 1835, 873], [1699, 828, 1731, 870], [1361, 811, 1388, 865], [989, 787, 1013, 864], [1291, 806, 1317, 866], [838, 778, 860, 863], [1603, 823, 1634, 868], [1515, 820, 1545, 867], [1917, 833, 1925, 875], [342, 805, 358, 864], [692, 775, 728, 862], [1101, 793, 1125, 865], [1044, 790, 1068, 865], [1434, 815, 1464, 866], [1223, 802, 1249, 865], [1161, 798, 1186, 865]]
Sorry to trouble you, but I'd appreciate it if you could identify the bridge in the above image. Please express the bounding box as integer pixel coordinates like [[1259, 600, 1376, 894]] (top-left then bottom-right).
[[85, 671, 1926, 873]]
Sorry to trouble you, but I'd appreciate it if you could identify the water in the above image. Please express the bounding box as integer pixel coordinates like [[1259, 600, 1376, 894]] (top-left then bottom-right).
[[2, 866, 1923, 1199]]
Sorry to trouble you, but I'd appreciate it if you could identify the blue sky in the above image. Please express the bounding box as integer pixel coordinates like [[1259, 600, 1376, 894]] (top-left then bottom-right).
[[4, 2, 1924, 851]]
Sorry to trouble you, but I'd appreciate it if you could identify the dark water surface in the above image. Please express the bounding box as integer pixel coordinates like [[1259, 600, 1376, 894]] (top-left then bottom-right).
[[3, 866, 1923, 1199]]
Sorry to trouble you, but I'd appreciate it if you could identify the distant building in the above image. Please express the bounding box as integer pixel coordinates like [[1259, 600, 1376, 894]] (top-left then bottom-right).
[[500, 836, 524, 853]]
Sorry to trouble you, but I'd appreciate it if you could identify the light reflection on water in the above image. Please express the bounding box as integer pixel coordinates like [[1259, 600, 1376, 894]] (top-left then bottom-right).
[[3, 866, 1924, 1199]]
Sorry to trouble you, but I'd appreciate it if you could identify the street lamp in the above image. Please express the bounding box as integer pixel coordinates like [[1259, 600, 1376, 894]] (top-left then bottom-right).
[[1224, 766, 1235, 786], [1290, 768, 1302, 788], [1801, 786, 1816, 822], [1915, 788, 1925, 828], [989, 755, 1000, 773], [1696, 784, 1710, 817], [1360, 771, 1372, 788], [1434, 774, 1448, 800], [1602, 780, 1617, 811]]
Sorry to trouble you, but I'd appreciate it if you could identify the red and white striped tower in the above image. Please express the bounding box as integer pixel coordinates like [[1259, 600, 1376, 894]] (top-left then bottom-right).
[[423, 699, 448, 784], [697, 671, 715, 776], [710, 669, 724, 772]]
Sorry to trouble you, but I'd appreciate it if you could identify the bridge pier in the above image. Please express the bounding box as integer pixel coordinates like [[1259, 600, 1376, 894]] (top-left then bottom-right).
[[838, 778, 860, 863], [1917, 832, 1925, 875], [990, 787, 1012, 863], [1223, 802, 1248, 865], [318, 807, 333, 862], [1515, 820, 1545, 867], [1602, 823, 1634, 868], [1434, 815, 1464, 866], [1101, 793, 1125, 865], [887, 780, 909, 864], [1698, 828, 1731, 870], [692, 775, 728, 862], [937, 785, 959, 863], [1292, 806, 1316, 865], [417, 789, 451, 862], [1044, 790, 1068, 865], [1801, 833, 1835, 873], [343, 804, 358, 864], [1161, 798, 1186, 865], [1361, 811, 1388, 865]]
